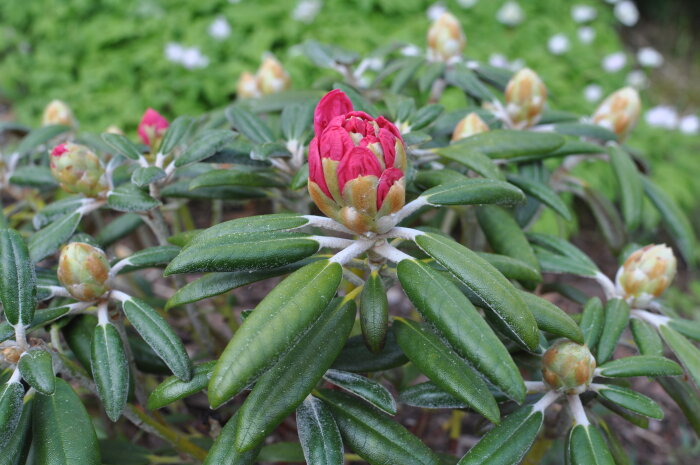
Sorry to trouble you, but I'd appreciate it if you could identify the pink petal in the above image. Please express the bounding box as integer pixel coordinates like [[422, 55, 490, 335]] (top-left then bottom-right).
[[377, 167, 404, 209], [51, 143, 68, 157], [138, 108, 169, 145], [313, 90, 353, 135], [378, 128, 397, 168], [308, 137, 331, 197], [337, 146, 383, 192], [319, 126, 354, 161]]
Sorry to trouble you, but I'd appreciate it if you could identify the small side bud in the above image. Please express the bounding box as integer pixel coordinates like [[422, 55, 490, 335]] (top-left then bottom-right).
[[427, 12, 466, 62], [50, 143, 108, 197], [542, 340, 596, 394], [237, 71, 260, 98], [58, 242, 111, 301], [592, 87, 641, 141], [42, 100, 77, 127], [256, 54, 291, 95], [452, 112, 489, 141], [505, 68, 547, 128], [138, 108, 169, 147], [616, 244, 676, 305], [105, 125, 124, 136]]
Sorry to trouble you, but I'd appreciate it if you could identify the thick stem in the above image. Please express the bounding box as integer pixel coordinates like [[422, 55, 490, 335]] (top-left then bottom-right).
[[373, 242, 414, 264], [329, 240, 375, 265], [567, 394, 590, 426], [532, 390, 560, 413]]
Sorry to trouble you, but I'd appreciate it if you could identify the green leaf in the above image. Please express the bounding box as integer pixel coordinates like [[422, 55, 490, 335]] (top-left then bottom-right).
[[434, 147, 504, 180], [574, 186, 626, 252], [598, 355, 682, 378], [506, 174, 572, 221], [33, 378, 101, 465], [0, 229, 36, 326], [552, 123, 617, 141], [120, 296, 192, 381], [527, 233, 599, 276], [256, 441, 306, 462], [642, 177, 697, 265], [175, 129, 237, 167], [235, 297, 355, 451], [597, 385, 663, 419], [323, 369, 396, 415], [99, 439, 151, 465], [189, 169, 283, 190], [452, 130, 565, 159], [658, 377, 700, 435], [164, 231, 320, 275], [457, 406, 543, 465], [225, 106, 273, 144], [391, 57, 425, 93], [63, 315, 97, 374], [296, 397, 344, 465], [114, 246, 180, 274], [517, 291, 582, 343], [411, 104, 444, 130], [107, 183, 160, 212], [91, 323, 129, 421], [0, 306, 71, 344], [413, 169, 468, 190], [332, 332, 408, 372], [608, 144, 643, 231], [596, 299, 630, 364], [203, 412, 260, 465], [158, 116, 192, 155], [0, 395, 32, 465], [476, 253, 541, 282], [0, 381, 24, 449], [659, 324, 700, 389], [28, 212, 81, 263], [15, 125, 69, 156], [316, 389, 440, 465], [18, 349, 54, 395], [630, 319, 664, 356], [421, 179, 525, 207], [397, 259, 524, 402], [9, 166, 57, 189], [147, 361, 215, 410], [96, 213, 143, 248], [281, 103, 314, 142], [101, 133, 143, 160], [445, 64, 494, 101], [290, 163, 309, 190], [208, 260, 342, 408], [418, 62, 445, 93], [477, 206, 540, 276], [130, 166, 166, 187], [567, 424, 615, 465], [34, 195, 85, 229], [668, 319, 700, 342], [393, 318, 500, 423], [359, 270, 388, 353], [580, 298, 604, 349], [188, 213, 308, 244], [399, 382, 468, 409], [414, 232, 539, 351]]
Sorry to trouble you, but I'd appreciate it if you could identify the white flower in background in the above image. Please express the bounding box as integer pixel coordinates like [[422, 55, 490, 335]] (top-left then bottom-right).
[[400, 44, 422, 57], [602, 52, 627, 72], [208, 16, 231, 40], [548, 34, 570, 55], [292, 0, 322, 24], [571, 5, 597, 23], [637, 47, 663, 67], [365, 57, 384, 71], [457, 0, 479, 8], [509, 58, 525, 72], [427, 2, 448, 21], [181, 46, 210, 69], [679, 115, 700, 134], [626, 69, 648, 89], [614, 1, 639, 27], [584, 84, 603, 102], [578, 26, 596, 44], [497, 1, 525, 27], [645, 106, 678, 129], [164, 42, 185, 63], [489, 53, 509, 68]]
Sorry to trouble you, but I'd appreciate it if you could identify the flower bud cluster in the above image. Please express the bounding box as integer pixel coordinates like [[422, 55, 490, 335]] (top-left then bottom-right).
[[237, 54, 291, 98]]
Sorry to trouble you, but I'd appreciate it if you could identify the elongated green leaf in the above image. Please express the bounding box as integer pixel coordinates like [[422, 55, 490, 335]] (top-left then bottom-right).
[[0, 395, 32, 465], [608, 144, 643, 230], [575, 186, 626, 251], [668, 319, 700, 342], [281, 103, 314, 142], [96, 213, 143, 248], [391, 57, 425, 93], [517, 291, 582, 343], [580, 298, 604, 349], [506, 174, 572, 221], [164, 232, 319, 275], [323, 369, 396, 415], [435, 146, 504, 180], [107, 184, 160, 212], [445, 64, 494, 101], [33, 378, 100, 465], [658, 377, 700, 435], [567, 424, 615, 465], [458, 406, 543, 465], [91, 323, 129, 421], [332, 332, 407, 372], [208, 260, 342, 408], [419, 62, 446, 92], [630, 319, 664, 356], [158, 116, 192, 155], [225, 106, 274, 144], [115, 246, 180, 274], [596, 298, 630, 363], [189, 169, 283, 190], [187, 213, 308, 244], [9, 166, 57, 189], [63, 315, 97, 374], [101, 133, 142, 160], [0, 381, 24, 449], [121, 297, 192, 381], [399, 382, 468, 409], [422, 179, 525, 207], [413, 169, 468, 190], [297, 397, 344, 465], [316, 389, 440, 465], [0, 229, 36, 326], [476, 253, 541, 282], [175, 129, 237, 167], [597, 385, 663, 419], [18, 350, 54, 395], [527, 233, 599, 273], [235, 297, 355, 451], [394, 318, 500, 423], [130, 166, 166, 187], [599, 397, 649, 429], [598, 355, 682, 378], [452, 130, 565, 159], [360, 271, 388, 353], [0, 306, 71, 344], [147, 362, 215, 410], [414, 232, 539, 351], [659, 325, 700, 389], [16, 125, 70, 155], [411, 104, 444, 130], [203, 412, 260, 465], [552, 123, 617, 141], [34, 195, 85, 229], [398, 259, 524, 401], [534, 248, 598, 277], [477, 206, 540, 275], [291, 163, 309, 190]]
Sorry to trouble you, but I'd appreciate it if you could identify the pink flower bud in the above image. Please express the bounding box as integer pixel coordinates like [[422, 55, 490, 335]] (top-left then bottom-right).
[[616, 244, 676, 305], [50, 142, 108, 197], [592, 87, 641, 141], [308, 90, 407, 234], [138, 108, 169, 146], [505, 68, 547, 128], [452, 112, 489, 141], [427, 12, 466, 62]]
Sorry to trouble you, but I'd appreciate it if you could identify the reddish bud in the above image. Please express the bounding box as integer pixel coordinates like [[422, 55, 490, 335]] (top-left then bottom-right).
[[138, 108, 169, 146]]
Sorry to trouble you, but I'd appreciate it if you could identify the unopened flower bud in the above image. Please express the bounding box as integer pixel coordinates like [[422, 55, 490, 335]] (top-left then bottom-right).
[[505, 68, 547, 128], [58, 242, 111, 301], [50, 143, 108, 197], [452, 112, 489, 141], [308, 90, 407, 234], [138, 108, 169, 147], [237, 71, 260, 98], [105, 125, 124, 135], [616, 244, 676, 305], [256, 54, 291, 95], [427, 12, 466, 62], [42, 100, 76, 127], [542, 340, 596, 393], [2, 347, 21, 364], [592, 87, 641, 141]]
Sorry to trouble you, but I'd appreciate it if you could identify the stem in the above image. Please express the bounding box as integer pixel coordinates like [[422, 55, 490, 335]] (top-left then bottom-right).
[[373, 242, 414, 264], [375, 196, 429, 232], [329, 240, 375, 265], [567, 394, 590, 426], [311, 236, 356, 249], [631, 309, 671, 328], [532, 390, 561, 413], [38, 285, 72, 299], [384, 226, 425, 241], [593, 272, 617, 300], [96, 301, 109, 326], [302, 215, 356, 235], [525, 381, 549, 393], [13, 324, 27, 352], [343, 269, 365, 287]]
